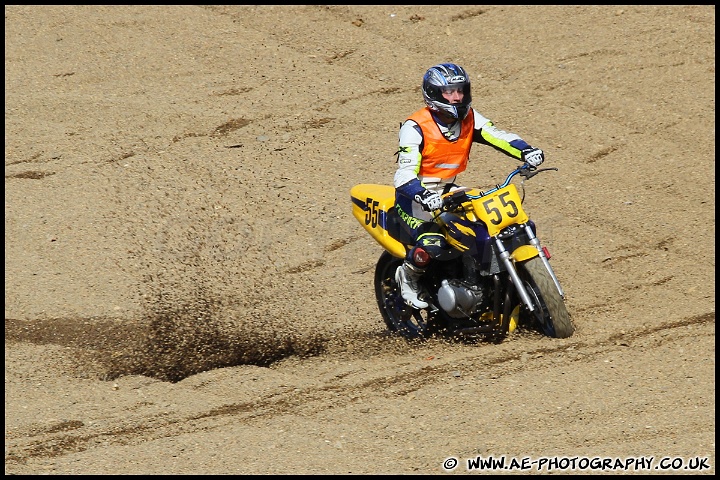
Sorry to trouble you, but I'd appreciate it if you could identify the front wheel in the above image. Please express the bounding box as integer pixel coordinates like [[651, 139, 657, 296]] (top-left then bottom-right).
[[374, 251, 435, 340], [518, 257, 574, 338]]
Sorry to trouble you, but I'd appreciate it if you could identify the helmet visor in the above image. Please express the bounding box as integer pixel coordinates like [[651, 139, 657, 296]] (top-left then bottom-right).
[[438, 82, 471, 102], [439, 85, 466, 95]]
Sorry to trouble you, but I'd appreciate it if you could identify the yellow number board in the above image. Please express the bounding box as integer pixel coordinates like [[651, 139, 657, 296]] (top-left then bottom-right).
[[470, 184, 528, 236]]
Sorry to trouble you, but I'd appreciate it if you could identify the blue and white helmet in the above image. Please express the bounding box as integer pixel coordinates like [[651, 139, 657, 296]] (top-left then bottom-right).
[[422, 63, 472, 120]]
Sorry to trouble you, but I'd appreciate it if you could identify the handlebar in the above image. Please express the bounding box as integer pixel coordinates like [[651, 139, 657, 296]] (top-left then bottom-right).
[[438, 163, 558, 213]]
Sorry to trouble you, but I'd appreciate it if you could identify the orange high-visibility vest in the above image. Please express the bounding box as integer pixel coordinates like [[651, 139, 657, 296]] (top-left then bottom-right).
[[408, 107, 475, 179]]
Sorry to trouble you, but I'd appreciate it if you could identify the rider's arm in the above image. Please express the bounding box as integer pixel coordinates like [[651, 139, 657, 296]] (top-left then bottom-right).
[[394, 120, 426, 199], [472, 110, 533, 160]]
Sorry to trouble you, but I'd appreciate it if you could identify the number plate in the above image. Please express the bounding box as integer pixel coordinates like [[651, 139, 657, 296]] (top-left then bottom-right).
[[470, 184, 528, 236]]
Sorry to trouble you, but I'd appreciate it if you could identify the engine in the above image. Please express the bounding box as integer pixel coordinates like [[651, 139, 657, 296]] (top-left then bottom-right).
[[437, 279, 486, 318]]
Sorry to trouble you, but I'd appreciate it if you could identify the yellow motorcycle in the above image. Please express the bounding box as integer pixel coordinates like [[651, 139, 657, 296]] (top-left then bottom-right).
[[351, 164, 573, 341]]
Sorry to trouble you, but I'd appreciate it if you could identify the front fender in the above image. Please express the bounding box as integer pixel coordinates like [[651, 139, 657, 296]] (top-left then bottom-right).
[[511, 245, 539, 262]]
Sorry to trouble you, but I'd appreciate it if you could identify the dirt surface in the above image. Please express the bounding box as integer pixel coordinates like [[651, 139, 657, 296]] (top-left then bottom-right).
[[4, 5, 715, 475]]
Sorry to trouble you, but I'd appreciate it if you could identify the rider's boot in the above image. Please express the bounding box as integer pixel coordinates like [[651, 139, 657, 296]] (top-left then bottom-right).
[[395, 261, 428, 309]]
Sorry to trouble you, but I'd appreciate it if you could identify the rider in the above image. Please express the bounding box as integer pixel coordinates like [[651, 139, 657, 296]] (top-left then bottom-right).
[[394, 63, 545, 309]]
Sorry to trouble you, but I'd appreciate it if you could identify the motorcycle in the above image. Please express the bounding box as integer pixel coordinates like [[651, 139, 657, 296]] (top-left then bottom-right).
[[350, 164, 573, 341]]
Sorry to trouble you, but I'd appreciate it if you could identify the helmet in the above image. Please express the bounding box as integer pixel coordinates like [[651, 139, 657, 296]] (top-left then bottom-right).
[[422, 63, 472, 121]]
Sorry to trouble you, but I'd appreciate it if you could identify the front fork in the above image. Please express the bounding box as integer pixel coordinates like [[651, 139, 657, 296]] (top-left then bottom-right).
[[523, 223, 565, 298], [493, 223, 565, 313]]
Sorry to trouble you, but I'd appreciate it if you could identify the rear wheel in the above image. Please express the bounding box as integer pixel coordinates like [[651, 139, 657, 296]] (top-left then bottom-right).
[[519, 257, 574, 338], [374, 251, 433, 340]]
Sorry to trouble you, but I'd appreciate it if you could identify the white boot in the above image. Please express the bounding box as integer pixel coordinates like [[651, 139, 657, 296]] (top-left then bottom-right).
[[395, 262, 428, 309]]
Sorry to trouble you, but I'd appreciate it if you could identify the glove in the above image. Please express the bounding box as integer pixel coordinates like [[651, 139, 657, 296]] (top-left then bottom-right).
[[522, 147, 544, 167], [415, 189, 443, 212]]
